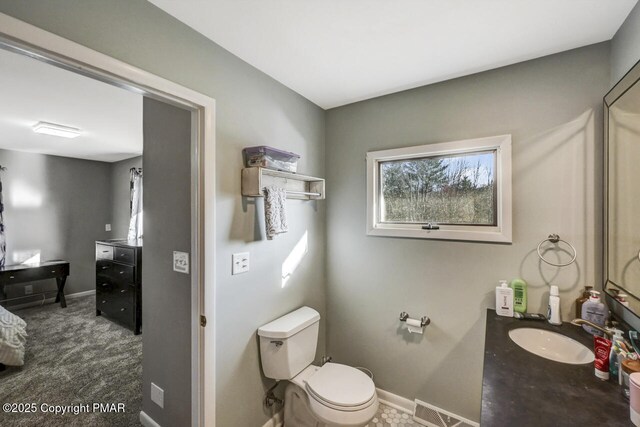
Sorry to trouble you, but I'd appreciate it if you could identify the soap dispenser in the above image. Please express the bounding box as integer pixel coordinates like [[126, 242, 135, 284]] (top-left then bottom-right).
[[496, 280, 514, 317], [547, 285, 562, 325], [581, 290, 607, 336], [510, 278, 527, 313], [575, 285, 593, 318]]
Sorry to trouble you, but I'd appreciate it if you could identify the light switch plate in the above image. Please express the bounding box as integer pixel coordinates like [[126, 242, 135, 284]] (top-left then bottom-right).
[[173, 251, 190, 274], [232, 252, 250, 275], [151, 383, 164, 408], [105, 224, 111, 232]]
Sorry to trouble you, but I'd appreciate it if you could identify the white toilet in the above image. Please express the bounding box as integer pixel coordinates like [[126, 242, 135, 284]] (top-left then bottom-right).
[[258, 306, 378, 427]]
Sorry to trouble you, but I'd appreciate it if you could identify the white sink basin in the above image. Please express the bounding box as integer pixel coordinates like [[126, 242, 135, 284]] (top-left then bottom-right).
[[508, 328, 594, 365]]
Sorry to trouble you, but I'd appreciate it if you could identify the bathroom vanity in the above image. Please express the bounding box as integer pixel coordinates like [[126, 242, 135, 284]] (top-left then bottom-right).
[[481, 310, 629, 426]]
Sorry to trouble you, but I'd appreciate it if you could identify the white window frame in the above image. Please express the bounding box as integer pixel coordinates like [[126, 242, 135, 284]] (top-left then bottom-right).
[[366, 134, 512, 243]]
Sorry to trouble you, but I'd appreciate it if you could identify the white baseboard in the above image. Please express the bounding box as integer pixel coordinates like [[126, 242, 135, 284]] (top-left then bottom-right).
[[259, 390, 475, 427], [140, 411, 162, 427], [7, 289, 95, 311], [67, 289, 96, 299], [261, 410, 284, 427], [376, 388, 415, 414]]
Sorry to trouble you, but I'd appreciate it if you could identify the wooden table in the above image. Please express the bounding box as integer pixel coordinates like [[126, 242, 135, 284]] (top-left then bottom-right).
[[0, 260, 70, 307]]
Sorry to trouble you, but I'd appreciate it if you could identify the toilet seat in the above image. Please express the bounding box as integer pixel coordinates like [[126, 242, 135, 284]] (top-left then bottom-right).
[[305, 363, 376, 410]]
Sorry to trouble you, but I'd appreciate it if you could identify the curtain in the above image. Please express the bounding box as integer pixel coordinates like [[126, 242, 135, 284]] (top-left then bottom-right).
[[127, 168, 143, 242], [0, 170, 5, 268]]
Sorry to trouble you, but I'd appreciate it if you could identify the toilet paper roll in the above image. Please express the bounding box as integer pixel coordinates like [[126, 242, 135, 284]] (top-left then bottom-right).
[[405, 318, 423, 334]]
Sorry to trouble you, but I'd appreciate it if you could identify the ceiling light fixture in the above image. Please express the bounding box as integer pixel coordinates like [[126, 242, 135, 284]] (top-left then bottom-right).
[[32, 121, 81, 138]]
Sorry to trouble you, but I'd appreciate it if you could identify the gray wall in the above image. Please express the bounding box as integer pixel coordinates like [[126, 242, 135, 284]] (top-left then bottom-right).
[[324, 43, 610, 421], [110, 156, 142, 238], [142, 98, 192, 425], [612, 1, 640, 84], [2, 1, 613, 425], [0, 1, 326, 426], [0, 149, 110, 302]]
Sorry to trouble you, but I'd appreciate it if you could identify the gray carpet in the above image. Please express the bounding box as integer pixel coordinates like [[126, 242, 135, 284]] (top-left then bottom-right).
[[0, 295, 142, 426]]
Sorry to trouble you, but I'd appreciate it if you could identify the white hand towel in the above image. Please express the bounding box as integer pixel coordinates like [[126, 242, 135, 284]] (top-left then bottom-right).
[[263, 186, 288, 240]]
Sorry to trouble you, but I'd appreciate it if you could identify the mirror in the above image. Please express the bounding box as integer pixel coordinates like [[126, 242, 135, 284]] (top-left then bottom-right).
[[605, 60, 640, 330]]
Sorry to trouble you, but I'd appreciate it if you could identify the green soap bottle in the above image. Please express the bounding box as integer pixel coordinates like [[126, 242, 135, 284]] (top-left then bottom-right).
[[510, 278, 527, 313]]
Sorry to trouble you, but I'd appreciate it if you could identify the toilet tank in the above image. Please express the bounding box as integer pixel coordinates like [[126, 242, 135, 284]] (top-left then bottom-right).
[[258, 306, 320, 380]]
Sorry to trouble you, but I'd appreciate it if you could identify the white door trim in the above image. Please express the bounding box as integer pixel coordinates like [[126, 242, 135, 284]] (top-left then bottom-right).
[[0, 12, 216, 427]]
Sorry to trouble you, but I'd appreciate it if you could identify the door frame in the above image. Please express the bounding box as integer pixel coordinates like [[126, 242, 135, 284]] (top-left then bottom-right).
[[0, 12, 216, 427]]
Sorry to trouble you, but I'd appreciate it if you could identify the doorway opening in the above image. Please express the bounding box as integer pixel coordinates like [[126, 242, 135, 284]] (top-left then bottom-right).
[[0, 12, 215, 427]]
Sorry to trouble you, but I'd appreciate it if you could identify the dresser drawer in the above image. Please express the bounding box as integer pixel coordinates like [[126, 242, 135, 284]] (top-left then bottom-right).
[[96, 278, 116, 293], [96, 260, 135, 283], [114, 247, 135, 264], [47, 263, 69, 278], [96, 278, 133, 294], [2, 269, 36, 283], [96, 244, 113, 260], [1, 263, 68, 283], [96, 292, 134, 325]]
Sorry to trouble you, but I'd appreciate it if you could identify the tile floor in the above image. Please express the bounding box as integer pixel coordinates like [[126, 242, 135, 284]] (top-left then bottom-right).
[[369, 403, 418, 427]]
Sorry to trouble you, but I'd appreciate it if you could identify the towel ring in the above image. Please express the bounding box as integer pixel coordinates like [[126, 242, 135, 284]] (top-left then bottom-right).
[[537, 234, 577, 267]]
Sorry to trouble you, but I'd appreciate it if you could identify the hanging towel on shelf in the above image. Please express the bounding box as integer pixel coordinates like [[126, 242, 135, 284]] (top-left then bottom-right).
[[263, 186, 288, 240], [0, 168, 6, 268], [127, 168, 143, 242]]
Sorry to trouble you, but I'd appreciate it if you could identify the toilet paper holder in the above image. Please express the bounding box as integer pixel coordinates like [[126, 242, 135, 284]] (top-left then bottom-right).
[[399, 311, 430, 327]]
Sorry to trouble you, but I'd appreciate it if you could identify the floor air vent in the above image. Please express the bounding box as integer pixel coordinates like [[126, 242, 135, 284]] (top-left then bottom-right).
[[413, 399, 479, 427]]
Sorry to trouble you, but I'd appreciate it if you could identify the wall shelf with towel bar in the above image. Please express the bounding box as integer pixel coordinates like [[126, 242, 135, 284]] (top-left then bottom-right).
[[241, 167, 325, 200]]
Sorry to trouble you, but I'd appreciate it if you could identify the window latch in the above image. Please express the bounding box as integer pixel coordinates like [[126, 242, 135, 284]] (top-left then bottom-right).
[[422, 223, 440, 230]]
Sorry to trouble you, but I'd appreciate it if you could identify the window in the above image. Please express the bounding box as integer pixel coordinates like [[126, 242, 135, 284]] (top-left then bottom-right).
[[367, 135, 512, 243]]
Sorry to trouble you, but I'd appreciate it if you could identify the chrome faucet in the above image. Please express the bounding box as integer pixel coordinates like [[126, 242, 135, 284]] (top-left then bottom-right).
[[571, 318, 613, 338]]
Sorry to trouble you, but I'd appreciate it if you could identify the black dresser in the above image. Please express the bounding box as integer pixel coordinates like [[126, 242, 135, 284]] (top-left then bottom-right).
[[95, 240, 142, 335]]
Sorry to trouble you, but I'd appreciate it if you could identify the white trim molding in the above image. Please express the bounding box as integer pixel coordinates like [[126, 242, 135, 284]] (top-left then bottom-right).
[[0, 12, 216, 427], [366, 134, 512, 243], [65, 289, 96, 299], [140, 411, 162, 427], [260, 410, 284, 427], [5, 289, 96, 311], [376, 388, 415, 414]]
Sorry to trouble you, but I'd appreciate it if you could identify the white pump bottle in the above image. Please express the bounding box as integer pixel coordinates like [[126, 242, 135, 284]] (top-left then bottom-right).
[[547, 285, 561, 325]]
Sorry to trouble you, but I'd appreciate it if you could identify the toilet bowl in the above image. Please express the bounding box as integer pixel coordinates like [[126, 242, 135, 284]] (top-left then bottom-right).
[[286, 364, 378, 427], [258, 307, 378, 427]]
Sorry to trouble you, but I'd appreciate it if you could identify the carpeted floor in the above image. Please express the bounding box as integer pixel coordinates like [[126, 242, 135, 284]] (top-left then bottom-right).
[[0, 295, 142, 427]]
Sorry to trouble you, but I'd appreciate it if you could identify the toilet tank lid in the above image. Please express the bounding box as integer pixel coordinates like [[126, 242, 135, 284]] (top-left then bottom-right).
[[258, 306, 320, 339]]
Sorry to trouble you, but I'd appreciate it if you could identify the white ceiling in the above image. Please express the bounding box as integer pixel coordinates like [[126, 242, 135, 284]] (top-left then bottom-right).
[[0, 48, 142, 162], [150, 0, 637, 109]]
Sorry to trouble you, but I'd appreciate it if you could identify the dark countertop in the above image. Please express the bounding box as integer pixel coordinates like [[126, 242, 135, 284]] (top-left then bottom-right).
[[482, 309, 631, 426]]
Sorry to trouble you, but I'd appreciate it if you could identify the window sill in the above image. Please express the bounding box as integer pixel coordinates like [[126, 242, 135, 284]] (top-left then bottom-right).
[[367, 224, 512, 243]]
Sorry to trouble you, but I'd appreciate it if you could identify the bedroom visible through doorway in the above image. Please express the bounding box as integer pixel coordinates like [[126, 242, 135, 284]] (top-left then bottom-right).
[[0, 44, 191, 427]]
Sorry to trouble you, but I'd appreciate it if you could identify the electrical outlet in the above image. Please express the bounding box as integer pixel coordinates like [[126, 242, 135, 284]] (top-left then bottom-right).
[[24, 285, 33, 295], [105, 224, 111, 232], [232, 252, 250, 275], [151, 383, 164, 408]]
